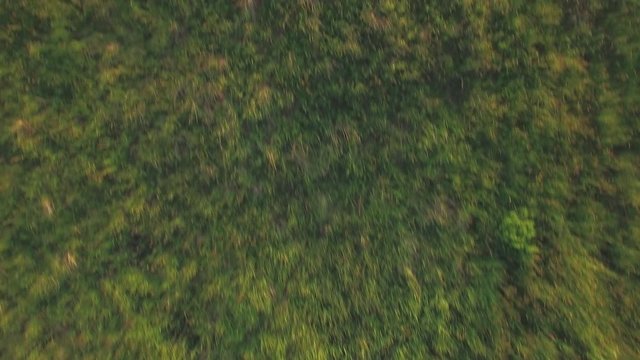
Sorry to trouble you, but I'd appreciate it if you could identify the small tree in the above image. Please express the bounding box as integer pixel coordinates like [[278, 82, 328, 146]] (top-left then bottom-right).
[[499, 209, 538, 269]]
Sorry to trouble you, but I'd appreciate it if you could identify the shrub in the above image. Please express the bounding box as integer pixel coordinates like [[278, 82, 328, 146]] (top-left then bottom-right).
[[499, 209, 538, 267]]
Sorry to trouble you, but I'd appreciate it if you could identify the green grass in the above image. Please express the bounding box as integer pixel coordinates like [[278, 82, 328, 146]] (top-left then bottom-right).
[[1, 1, 639, 358]]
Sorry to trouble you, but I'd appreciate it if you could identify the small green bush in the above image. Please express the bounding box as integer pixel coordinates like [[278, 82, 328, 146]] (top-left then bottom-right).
[[499, 209, 538, 267]]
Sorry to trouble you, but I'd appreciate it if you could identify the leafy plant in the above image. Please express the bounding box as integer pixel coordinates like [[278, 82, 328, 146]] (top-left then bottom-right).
[[499, 209, 538, 267]]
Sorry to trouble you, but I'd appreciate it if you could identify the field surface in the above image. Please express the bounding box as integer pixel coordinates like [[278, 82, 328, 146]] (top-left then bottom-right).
[[1, 1, 639, 358]]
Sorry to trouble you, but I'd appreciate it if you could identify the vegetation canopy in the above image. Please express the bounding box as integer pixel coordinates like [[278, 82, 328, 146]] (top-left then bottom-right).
[[1, 0, 639, 358]]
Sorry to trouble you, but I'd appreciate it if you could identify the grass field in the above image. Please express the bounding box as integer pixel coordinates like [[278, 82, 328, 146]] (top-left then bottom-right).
[[1, 1, 639, 358]]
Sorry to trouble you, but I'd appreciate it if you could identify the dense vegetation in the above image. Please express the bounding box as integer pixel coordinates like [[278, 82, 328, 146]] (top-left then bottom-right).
[[1, 1, 639, 358]]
